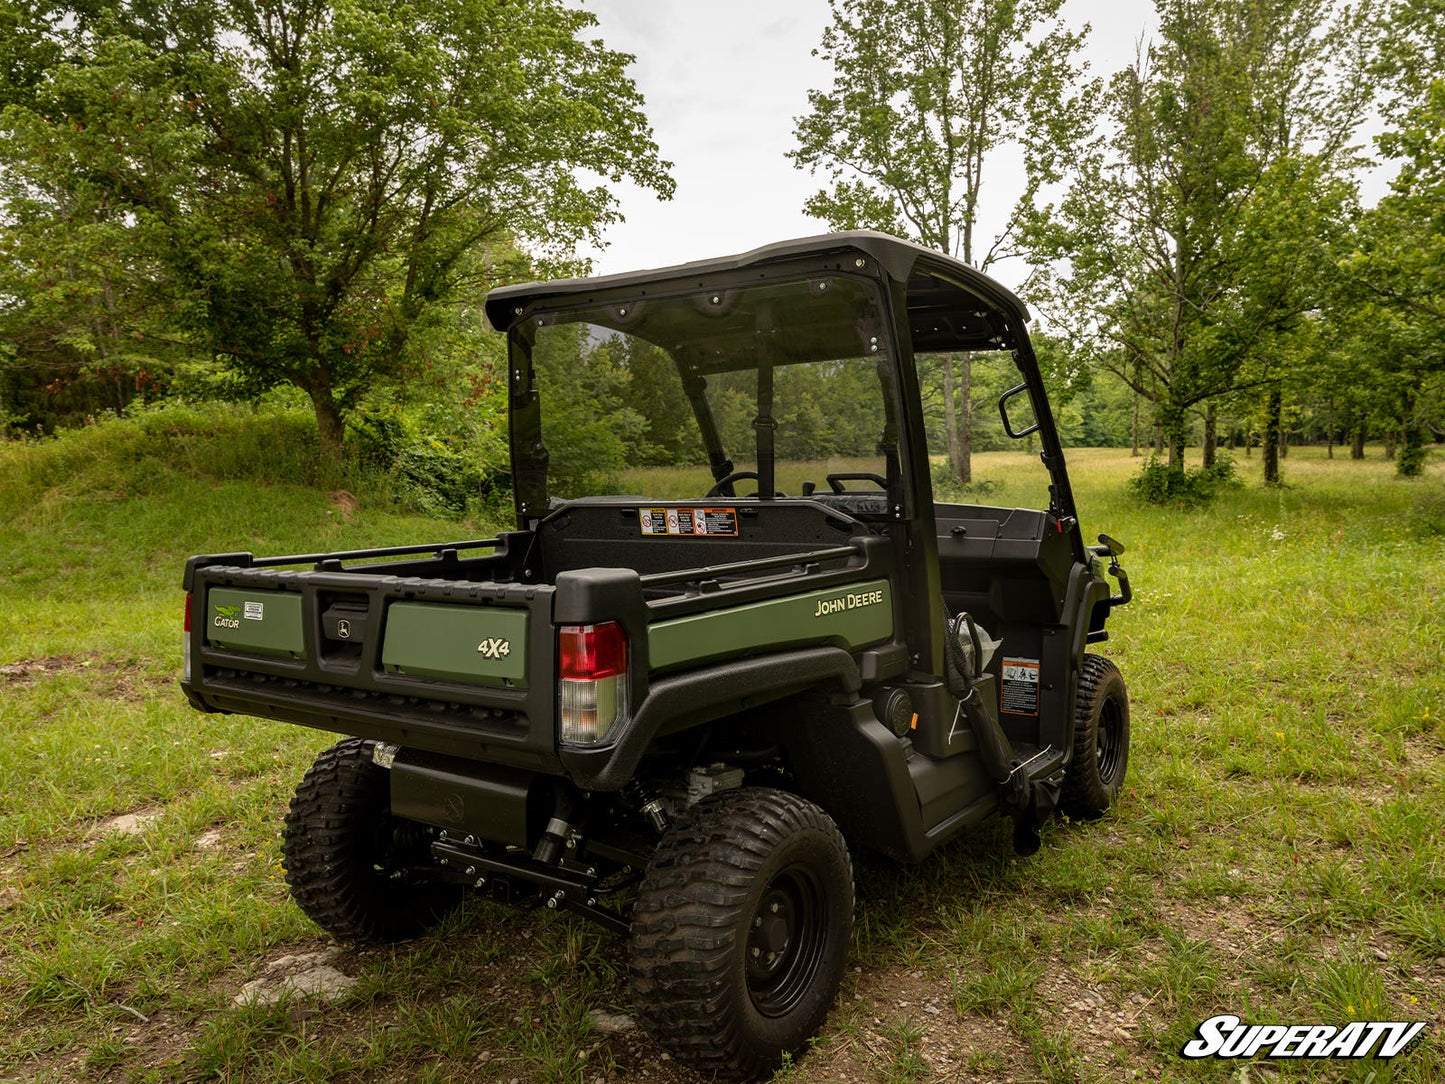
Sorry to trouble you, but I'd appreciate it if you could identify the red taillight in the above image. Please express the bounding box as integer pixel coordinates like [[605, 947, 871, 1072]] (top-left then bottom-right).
[[557, 622, 630, 745], [184, 593, 192, 632], [558, 622, 628, 680]]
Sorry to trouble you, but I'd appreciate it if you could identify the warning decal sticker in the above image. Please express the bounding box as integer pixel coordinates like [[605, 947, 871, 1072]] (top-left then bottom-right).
[[639, 507, 739, 537], [1000, 657, 1041, 716]]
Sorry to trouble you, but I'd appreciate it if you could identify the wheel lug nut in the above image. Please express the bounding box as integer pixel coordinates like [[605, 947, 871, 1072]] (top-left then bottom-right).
[[751, 947, 761, 957], [767, 952, 776, 962], [754, 917, 762, 927], [770, 902, 779, 913]]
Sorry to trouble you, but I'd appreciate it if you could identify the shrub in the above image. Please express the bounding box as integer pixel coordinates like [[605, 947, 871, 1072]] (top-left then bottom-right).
[[930, 462, 1003, 503], [1397, 427, 1429, 478], [1128, 456, 1240, 507], [392, 441, 491, 517]]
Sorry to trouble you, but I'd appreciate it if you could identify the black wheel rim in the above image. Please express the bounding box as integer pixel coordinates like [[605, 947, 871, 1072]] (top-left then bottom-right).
[[1097, 696, 1124, 784], [744, 864, 828, 1017]]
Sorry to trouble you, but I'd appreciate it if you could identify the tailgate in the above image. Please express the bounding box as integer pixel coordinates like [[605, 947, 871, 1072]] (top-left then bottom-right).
[[183, 564, 559, 773]]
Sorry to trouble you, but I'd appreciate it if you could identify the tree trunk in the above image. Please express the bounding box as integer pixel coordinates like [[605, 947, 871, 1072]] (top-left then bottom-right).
[[1160, 400, 1186, 474], [941, 352, 962, 480], [1131, 389, 1140, 457], [958, 352, 972, 485], [1203, 404, 1217, 468], [1325, 399, 1334, 459], [1351, 418, 1366, 460], [1263, 387, 1282, 485], [306, 381, 346, 463], [1385, 432, 1397, 460]]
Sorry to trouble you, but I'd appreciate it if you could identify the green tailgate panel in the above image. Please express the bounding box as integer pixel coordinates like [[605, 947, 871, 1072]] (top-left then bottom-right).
[[650, 579, 892, 671], [382, 603, 529, 688], [206, 588, 306, 658]]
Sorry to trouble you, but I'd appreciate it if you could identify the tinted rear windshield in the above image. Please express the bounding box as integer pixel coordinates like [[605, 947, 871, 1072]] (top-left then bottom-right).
[[509, 275, 900, 511]]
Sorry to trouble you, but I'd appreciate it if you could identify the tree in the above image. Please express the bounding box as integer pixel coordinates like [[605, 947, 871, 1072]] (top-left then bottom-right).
[[1338, 79, 1445, 476], [1025, 0, 1374, 485], [1, 0, 673, 458], [789, 0, 1092, 483]]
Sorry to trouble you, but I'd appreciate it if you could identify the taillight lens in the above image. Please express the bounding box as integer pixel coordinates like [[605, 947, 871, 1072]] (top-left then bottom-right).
[[557, 622, 629, 745]]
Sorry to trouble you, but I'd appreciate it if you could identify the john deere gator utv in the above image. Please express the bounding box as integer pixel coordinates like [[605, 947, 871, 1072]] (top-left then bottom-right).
[[181, 231, 1132, 1079]]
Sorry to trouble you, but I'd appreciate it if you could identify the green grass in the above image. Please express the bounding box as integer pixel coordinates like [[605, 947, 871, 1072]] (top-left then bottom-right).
[[2, 421, 1443, 1083]]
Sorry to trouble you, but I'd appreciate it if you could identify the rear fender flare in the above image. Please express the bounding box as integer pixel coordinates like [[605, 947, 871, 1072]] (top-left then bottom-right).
[[558, 647, 862, 791]]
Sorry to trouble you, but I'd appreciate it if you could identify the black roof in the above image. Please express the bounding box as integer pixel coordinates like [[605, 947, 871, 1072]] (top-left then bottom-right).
[[483, 231, 1030, 333]]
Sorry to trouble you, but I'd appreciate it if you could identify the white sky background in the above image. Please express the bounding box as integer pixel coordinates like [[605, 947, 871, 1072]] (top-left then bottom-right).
[[575, 0, 1160, 291]]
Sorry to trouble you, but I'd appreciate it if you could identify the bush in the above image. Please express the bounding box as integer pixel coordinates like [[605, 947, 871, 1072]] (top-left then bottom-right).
[[344, 409, 499, 518], [392, 441, 494, 517], [930, 462, 1003, 504], [1397, 427, 1429, 478], [1128, 456, 1241, 507]]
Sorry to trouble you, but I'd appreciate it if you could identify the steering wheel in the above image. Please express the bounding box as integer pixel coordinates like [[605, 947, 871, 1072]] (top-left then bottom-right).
[[826, 472, 888, 493], [705, 470, 786, 498]]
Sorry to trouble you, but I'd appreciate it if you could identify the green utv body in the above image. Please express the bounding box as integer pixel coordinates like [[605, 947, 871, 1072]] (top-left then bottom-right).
[[181, 231, 1133, 1079]]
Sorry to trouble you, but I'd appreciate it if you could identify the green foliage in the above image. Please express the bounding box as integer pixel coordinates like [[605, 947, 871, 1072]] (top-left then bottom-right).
[[1335, 60, 1445, 469], [930, 461, 1002, 503], [1026, 0, 1374, 474], [1128, 455, 1241, 507], [1398, 425, 1430, 477], [0, 0, 673, 456], [531, 324, 652, 497], [790, 0, 1094, 483], [0, 401, 505, 522], [790, 0, 1091, 260]]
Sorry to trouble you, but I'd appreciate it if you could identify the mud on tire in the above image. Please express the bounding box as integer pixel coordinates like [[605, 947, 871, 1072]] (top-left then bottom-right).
[[282, 738, 462, 942], [629, 787, 854, 1081], [1061, 654, 1130, 819]]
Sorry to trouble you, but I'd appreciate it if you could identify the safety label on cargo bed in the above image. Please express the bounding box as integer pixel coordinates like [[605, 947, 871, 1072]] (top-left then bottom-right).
[[1000, 657, 1041, 716], [639, 507, 738, 537]]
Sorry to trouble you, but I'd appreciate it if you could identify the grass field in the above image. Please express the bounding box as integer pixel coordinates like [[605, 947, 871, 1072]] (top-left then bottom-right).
[[2, 416, 1443, 1083]]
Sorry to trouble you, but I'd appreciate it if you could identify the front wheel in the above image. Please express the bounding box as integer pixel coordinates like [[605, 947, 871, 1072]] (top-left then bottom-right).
[[629, 788, 854, 1080], [1061, 654, 1131, 819]]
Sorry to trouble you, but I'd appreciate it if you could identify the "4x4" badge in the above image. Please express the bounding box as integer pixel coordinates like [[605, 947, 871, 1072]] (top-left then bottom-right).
[[476, 637, 511, 659]]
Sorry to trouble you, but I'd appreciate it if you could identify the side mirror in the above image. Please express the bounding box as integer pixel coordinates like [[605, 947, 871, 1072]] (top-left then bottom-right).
[[1097, 533, 1125, 557], [998, 382, 1040, 439]]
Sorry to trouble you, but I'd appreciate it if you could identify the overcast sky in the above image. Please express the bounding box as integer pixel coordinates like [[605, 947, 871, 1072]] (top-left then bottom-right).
[[575, 0, 1159, 290]]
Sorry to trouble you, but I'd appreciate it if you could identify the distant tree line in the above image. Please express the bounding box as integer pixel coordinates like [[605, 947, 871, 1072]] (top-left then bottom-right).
[[1, 0, 1441, 494], [792, 0, 1445, 486]]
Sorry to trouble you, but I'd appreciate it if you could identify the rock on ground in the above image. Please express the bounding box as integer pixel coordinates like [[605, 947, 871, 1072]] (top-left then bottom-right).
[[233, 949, 357, 1007]]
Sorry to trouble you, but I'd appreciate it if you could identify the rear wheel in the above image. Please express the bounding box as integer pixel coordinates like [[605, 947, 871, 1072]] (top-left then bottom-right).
[[282, 738, 462, 942], [1061, 654, 1130, 819], [629, 788, 854, 1080]]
